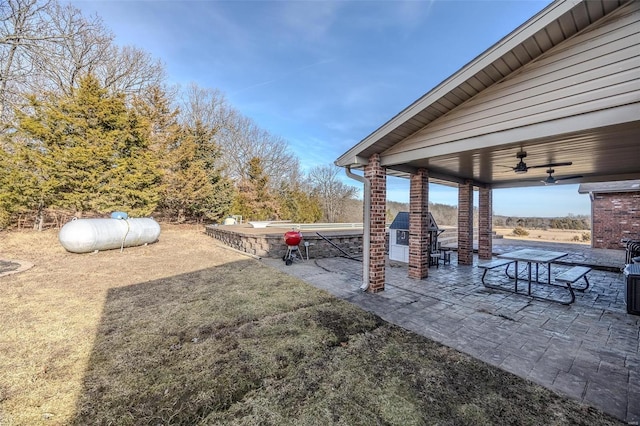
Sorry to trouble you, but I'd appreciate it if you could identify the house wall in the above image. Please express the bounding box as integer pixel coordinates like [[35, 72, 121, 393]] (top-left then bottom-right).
[[382, 1, 640, 155], [591, 192, 640, 249]]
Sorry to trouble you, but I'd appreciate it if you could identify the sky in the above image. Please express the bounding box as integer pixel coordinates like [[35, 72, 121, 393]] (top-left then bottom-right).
[[72, 0, 592, 217]]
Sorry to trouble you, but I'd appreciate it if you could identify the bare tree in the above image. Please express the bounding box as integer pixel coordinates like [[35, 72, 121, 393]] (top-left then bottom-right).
[[179, 83, 230, 129], [0, 0, 165, 124], [178, 83, 299, 190], [218, 112, 299, 189], [31, 2, 112, 95], [308, 164, 358, 223], [99, 45, 165, 95], [0, 0, 59, 121]]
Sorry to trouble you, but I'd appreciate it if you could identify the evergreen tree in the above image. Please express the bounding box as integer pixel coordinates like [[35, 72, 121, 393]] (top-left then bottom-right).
[[162, 120, 234, 222], [233, 157, 278, 221], [134, 87, 234, 223], [98, 108, 162, 216], [0, 141, 43, 228], [276, 182, 322, 223], [3, 74, 161, 224]]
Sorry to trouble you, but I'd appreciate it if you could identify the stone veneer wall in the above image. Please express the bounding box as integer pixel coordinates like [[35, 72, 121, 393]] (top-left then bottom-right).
[[591, 191, 640, 249], [205, 226, 364, 259]]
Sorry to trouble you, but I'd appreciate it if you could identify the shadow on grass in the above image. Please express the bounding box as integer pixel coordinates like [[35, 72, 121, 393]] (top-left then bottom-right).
[[71, 258, 622, 425]]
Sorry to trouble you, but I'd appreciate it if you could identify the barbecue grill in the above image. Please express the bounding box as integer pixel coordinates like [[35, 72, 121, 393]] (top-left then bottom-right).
[[625, 240, 640, 264], [283, 230, 303, 265]]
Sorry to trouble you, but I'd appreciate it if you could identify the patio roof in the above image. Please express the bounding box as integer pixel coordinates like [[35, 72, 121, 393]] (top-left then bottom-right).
[[335, 0, 640, 189], [578, 179, 640, 194]]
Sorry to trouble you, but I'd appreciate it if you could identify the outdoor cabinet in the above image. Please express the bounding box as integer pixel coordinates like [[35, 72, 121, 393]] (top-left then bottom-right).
[[623, 263, 640, 315]]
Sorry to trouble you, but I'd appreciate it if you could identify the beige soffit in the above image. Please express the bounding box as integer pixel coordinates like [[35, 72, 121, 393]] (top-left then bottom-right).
[[335, 0, 626, 168]]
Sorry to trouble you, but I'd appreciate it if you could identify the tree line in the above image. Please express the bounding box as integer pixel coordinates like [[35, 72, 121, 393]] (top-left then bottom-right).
[[0, 0, 357, 230], [493, 215, 590, 230]]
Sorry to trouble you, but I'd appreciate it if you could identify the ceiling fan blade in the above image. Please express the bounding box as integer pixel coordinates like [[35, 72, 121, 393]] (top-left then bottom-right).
[[554, 174, 583, 182], [542, 174, 583, 185], [527, 161, 573, 169]]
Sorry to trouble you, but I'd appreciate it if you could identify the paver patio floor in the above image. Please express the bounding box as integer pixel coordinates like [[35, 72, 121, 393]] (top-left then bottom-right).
[[263, 243, 639, 424]]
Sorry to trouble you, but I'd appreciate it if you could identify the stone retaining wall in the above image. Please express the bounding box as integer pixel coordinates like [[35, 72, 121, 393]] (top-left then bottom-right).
[[205, 225, 363, 259]]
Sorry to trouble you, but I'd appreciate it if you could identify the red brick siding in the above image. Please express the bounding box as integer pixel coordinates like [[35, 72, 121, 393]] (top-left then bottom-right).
[[409, 169, 429, 279], [478, 187, 493, 260], [591, 192, 640, 249], [458, 181, 473, 265], [365, 154, 386, 292]]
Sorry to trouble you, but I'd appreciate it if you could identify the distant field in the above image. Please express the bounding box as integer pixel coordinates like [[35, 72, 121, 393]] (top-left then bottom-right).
[[494, 227, 591, 244]]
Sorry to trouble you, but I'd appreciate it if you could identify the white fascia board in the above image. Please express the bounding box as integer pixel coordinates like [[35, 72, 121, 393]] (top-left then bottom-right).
[[335, 155, 369, 168]]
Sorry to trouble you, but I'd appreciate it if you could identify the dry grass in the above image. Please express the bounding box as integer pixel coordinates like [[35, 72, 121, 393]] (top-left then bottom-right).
[[0, 225, 621, 425], [494, 227, 591, 244]]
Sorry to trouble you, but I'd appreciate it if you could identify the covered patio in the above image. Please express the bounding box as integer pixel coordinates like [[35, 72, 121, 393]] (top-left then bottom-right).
[[335, 0, 640, 292]]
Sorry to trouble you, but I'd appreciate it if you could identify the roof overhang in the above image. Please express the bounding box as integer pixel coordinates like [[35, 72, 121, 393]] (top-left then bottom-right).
[[335, 0, 639, 190]]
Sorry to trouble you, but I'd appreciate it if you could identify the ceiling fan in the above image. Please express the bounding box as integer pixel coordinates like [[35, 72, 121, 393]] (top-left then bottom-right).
[[506, 150, 572, 174], [541, 168, 583, 185]]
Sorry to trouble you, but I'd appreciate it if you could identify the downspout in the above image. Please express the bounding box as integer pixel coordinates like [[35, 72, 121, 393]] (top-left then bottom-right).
[[345, 166, 370, 291]]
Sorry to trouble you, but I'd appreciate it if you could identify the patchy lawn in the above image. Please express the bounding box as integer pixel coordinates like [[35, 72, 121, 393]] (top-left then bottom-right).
[[0, 225, 621, 425]]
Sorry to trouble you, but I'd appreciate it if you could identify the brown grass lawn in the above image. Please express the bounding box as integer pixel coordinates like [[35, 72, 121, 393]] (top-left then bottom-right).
[[494, 227, 591, 244], [0, 225, 621, 425]]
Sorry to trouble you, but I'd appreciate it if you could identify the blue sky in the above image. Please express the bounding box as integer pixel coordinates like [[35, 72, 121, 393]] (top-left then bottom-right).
[[73, 0, 591, 217]]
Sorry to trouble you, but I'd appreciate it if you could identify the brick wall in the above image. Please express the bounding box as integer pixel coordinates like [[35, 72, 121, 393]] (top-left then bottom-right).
[[591, 192, 640, 249], [478, 187, 493, 260], [458, 181, 473, 265], [408, 168, 429, 279], [365, 154, 386, 292]]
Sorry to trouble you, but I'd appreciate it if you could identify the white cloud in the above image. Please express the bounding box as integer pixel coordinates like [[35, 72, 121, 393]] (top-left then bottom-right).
[[278, 1, 342, 41]]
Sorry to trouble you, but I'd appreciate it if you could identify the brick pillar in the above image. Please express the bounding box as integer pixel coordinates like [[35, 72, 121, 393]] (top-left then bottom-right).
[[365, 153, 386, 292], [478, 187, 493, 260], [408, 168, 429, 279], [458, 180, 473, 265]]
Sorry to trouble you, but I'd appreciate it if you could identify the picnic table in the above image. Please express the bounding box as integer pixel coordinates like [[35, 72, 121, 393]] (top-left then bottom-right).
[[498, 249, 568, 294], [479, 249, 592, 305]]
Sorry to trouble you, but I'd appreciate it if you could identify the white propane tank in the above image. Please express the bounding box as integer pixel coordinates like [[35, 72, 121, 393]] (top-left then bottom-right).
[[58, 217, 160, 253]]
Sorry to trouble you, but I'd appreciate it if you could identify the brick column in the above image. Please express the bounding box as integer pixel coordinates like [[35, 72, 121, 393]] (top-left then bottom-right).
[[458, 180, 474, 265], [365, 153, 386, 292], [409, 168, 429, 279], [478, 187, 493, 260]]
